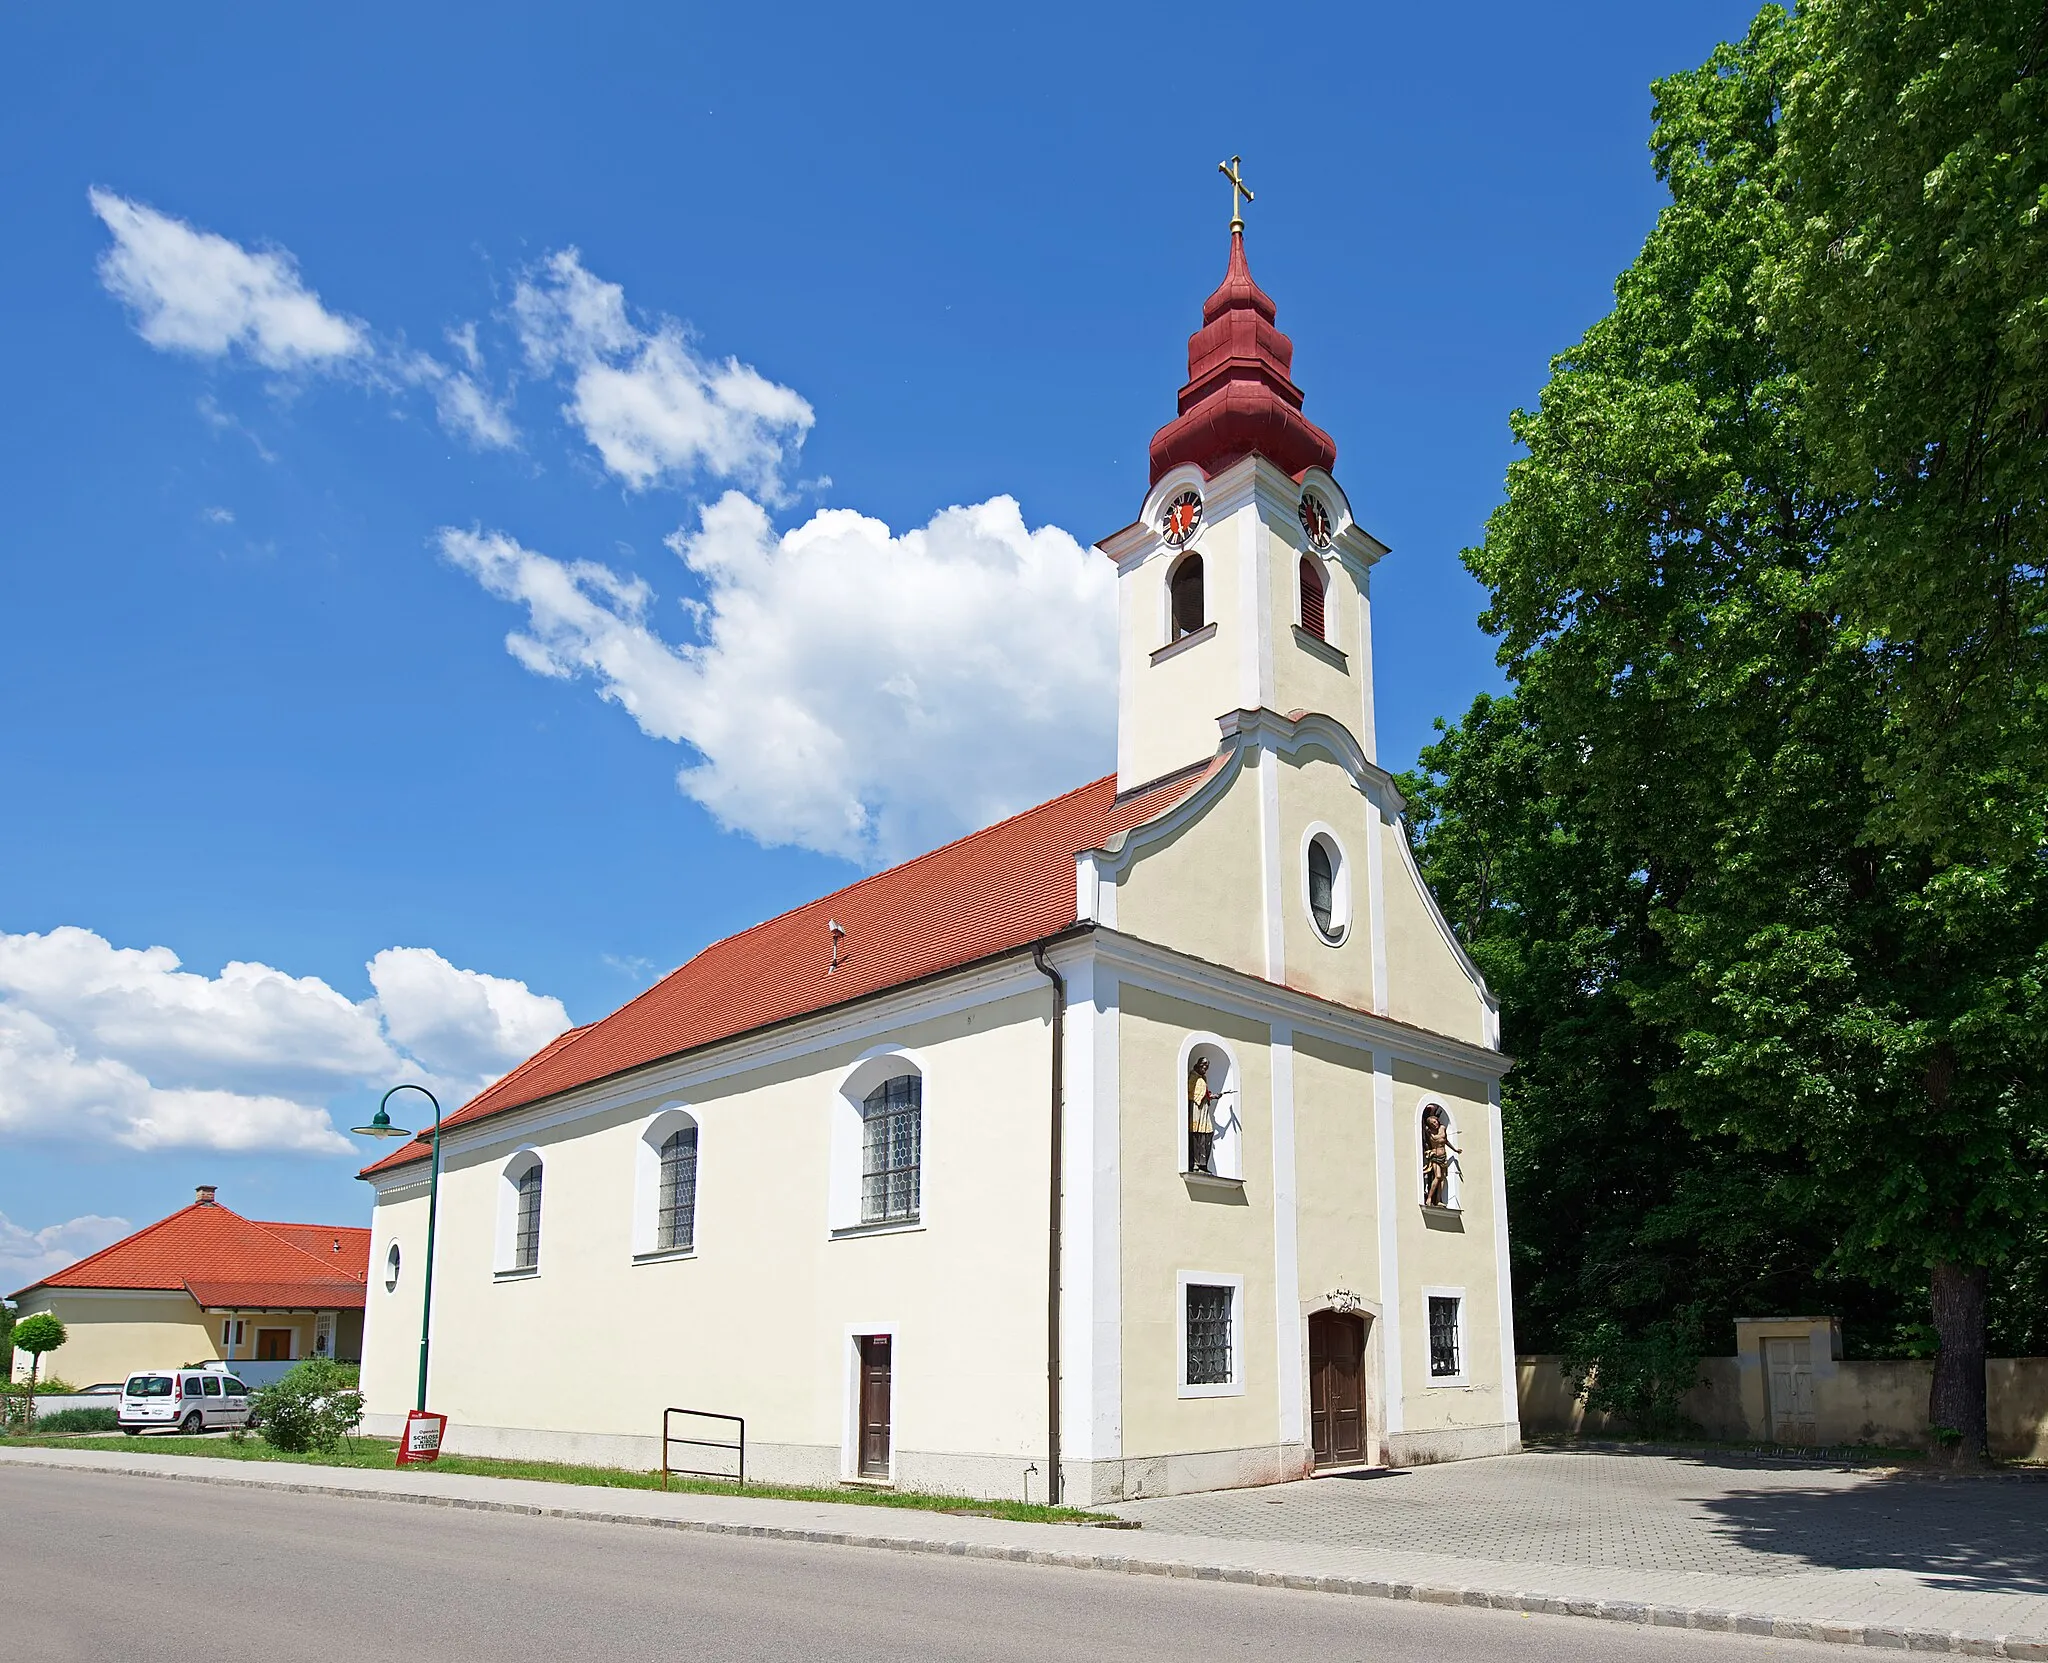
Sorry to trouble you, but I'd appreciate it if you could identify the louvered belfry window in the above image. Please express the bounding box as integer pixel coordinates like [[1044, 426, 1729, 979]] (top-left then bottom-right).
[[861, 1075, 921, 1224], [1299, 554, 1326, 640], [513, 1163, 543, 1270], [1185, 1284, 1233, 1385], [658, 1125, 698, 1252]]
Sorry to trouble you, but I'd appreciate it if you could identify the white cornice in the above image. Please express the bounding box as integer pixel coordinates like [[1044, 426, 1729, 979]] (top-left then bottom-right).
[[1100, 456, 1388, 577], [364, 942, 1091, 1188], [1090, 928, 1504, 1078]]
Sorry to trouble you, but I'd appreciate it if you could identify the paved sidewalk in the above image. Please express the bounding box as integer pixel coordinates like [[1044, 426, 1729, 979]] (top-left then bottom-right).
[[4, 1445, 2045, 1656]]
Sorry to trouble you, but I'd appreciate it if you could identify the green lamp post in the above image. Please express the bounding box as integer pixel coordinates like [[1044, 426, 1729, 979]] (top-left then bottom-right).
[[352, 1084, 442, 1413]]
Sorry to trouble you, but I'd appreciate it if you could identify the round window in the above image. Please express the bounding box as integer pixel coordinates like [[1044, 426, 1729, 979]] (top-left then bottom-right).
[[384, 1241, 401, 1292]]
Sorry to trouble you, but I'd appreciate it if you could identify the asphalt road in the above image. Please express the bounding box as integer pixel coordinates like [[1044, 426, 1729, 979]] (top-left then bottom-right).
[[4, 1465, 1836, 1662]]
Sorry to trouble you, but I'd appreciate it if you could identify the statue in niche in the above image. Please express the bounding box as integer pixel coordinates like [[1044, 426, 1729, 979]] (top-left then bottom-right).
[[1421, 1104, 1461, 1208], [1188, 1056, 1220, 1174]]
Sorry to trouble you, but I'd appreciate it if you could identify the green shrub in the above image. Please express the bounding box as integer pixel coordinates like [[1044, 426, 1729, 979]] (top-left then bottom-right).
[[32, 1407, 118, 1434], [251, 1358, 365, 1454], [1560, 1315, 1705, 1440]]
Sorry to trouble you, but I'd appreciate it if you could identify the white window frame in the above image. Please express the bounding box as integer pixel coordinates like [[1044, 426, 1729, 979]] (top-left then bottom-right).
[[829, 1046, 929, 1237], [1297, 548, 1334, 635], [1418, 1098, 1463, 1211], [383, 1241, 401, 1293], [313, 1312, 334, 1358], [633, 1104, 701, 1261], [219, 1318, 246, 1353], [1176, 1270, 1246, 1398], [1422, 1284, 1469, 1387], [495, 1147, 544, 1278], [1175, 1032, 1244, 1182], [1300, 823, 1352, 945]]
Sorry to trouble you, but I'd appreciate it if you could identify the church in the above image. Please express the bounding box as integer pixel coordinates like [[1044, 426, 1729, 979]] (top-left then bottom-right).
[[358, 185, 1519, 1504]]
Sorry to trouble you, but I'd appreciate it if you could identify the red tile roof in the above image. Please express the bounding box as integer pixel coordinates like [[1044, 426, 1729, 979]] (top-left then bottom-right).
[[14, 1200, 370, 1307], [363, 767, 1214, 1177]]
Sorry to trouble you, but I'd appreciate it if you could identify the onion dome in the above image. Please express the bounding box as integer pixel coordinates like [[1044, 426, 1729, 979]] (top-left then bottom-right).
[[1147, 228, 1337, 485]]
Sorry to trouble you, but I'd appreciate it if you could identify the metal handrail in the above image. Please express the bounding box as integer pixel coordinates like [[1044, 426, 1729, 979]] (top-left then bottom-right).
[[661, 1406, 745, 1489]]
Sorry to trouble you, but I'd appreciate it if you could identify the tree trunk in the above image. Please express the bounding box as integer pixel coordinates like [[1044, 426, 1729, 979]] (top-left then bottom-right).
[[1927, 1260, 1990, 1466]]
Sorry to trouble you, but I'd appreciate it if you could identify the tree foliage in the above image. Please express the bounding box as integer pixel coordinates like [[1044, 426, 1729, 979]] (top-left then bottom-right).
[[1410, 2, 2048, 1460]]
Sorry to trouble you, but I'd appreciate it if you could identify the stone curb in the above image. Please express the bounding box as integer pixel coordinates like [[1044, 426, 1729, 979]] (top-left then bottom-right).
[[6, 1453, 2045, 1657]]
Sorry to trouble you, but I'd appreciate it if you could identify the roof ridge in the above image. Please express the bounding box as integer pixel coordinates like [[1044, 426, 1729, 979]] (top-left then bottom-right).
[[438, 776, 1113, 1137], [26, 1201, 213, 1290], [250, 1219, 370, 1280], [665, 772, 1115, 959]]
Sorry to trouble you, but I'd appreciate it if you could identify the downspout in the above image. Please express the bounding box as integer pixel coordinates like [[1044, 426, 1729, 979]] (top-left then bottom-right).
[[1031, 942, 1065, 1507]]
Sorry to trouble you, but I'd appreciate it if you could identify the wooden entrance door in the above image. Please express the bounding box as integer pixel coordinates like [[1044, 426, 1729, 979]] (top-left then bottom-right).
[[857, 1335, 892, 1478], [1308, 1311, 1368, 1466], [255, 1328, 293, 1361]]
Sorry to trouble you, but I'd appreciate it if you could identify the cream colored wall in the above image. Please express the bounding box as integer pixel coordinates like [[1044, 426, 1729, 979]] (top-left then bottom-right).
[[1114, 766, 1268, 979], [362, 990, 1055, 1479], [1264, 516, 1361, 735], [1116, 984, 1278, 1460], [1291, 1032, 1382, 1313], [1381, 822, 1488, 1045], [1389, 1062, 1510, 1434], [360, 1185, 429, 1414], [9, 1292, 216, 1385], [1118, 510, 1246, 790], [1277, 751, 1380, 1010]]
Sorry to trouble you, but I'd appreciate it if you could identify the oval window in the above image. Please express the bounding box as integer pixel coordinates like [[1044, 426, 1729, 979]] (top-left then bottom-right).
[[1306, 833, 1347, 942], [384, 1241, 401, 1292]]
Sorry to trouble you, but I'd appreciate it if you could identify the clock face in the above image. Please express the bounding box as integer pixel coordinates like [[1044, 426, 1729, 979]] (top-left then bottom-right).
[[1298, 492, 1334, 550], [1160, 489, 1204, 547]]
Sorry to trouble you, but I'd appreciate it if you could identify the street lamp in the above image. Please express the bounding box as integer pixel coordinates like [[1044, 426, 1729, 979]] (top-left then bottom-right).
[[352, 1084, 442, 1413]]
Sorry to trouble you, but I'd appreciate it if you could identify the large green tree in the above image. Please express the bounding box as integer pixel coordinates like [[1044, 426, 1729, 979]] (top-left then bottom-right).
[[1412, 3, 2047, 1460]]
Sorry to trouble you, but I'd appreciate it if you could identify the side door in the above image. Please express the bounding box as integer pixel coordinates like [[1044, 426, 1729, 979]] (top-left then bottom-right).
[[221, 1376, 252, 1427], [198, 1373, 226, 1427]]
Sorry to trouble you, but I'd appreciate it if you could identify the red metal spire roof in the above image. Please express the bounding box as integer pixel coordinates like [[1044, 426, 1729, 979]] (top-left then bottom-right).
[[359, 765, 1219, 1177], [1148, 228, 1338, 485]]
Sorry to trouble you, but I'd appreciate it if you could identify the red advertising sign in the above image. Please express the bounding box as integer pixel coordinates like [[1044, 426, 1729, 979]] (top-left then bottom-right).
[[396, 1409, 448, 1466]]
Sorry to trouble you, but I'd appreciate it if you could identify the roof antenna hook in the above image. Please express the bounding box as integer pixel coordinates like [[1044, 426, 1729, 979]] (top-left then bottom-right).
[[828, 919, 846, 973]]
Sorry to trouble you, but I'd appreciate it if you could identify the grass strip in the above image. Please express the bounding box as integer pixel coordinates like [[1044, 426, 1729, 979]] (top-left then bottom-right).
[[3, 1434, 1115, 1524]]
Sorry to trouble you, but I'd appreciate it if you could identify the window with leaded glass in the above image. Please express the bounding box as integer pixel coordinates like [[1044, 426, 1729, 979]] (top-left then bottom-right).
[[513, 1162, 543, 1271], [658, 1125, 698, 1251], [1428, 1295, 1462, 1378], [1185, 1283, 1233, 1386], [861, 1074, 921, 1224]]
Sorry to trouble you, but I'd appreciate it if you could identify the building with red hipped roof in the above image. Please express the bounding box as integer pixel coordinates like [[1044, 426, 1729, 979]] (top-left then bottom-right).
[[356, 212, 1517, 1503], [10, 1186, 369, 1387]]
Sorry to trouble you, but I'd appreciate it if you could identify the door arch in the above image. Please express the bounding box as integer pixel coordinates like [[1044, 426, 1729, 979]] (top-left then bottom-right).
[[1308, 1310, 1369, 1467]]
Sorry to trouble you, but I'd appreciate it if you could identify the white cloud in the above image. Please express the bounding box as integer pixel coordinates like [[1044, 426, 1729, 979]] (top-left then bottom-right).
[[201, 506, 235, 525], [0, 1212, 131, 1295], [366, 946, 570, 1082], [442, 490, 1116, 863], [0, 927, 569, 1157], [90, 190, 517, 452], [512, 250, 813, 498], [90, 188, 368, 370]]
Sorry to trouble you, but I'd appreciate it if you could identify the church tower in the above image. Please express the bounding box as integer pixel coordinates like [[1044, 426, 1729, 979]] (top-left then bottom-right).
[[1098, 203, 1386, 794]]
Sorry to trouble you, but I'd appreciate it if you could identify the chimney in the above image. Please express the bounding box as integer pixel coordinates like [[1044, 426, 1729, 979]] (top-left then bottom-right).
[[195, 1185, 218, 1206]]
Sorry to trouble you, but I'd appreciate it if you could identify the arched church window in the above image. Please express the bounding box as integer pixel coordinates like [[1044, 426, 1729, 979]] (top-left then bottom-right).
[[862, 1075, 921, 1224], [1169, 553, 1205, 640], [1299, 554, 1327, 641], [496, 1150, 544, 1275], [658, 1125, 699, 1252], [1420, 1103, 1462, 1210]]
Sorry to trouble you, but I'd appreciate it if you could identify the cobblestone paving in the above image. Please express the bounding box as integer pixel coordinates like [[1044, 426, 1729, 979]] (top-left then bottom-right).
[[1112, 1449, 2048, 1591]]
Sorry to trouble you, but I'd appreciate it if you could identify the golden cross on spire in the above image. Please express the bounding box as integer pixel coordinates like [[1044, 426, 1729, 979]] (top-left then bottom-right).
[[1218, 155, 1254, 232]]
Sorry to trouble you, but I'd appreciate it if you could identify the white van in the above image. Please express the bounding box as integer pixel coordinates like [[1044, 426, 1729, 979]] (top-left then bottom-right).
[[118, 1369, 252, 1435]]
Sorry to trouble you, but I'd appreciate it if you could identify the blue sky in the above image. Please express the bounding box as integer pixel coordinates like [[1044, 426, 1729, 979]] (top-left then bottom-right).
[[0, 1, 1761, 1286]]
